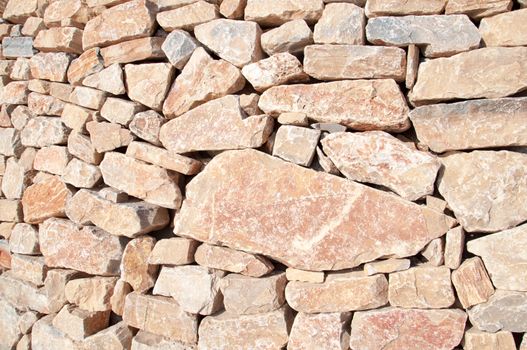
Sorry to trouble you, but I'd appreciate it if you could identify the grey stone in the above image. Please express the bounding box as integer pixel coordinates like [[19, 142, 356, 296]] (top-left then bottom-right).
[[468, 290, 527, 333], [2, 37, 35, 58], [161, 29, 199, 70]]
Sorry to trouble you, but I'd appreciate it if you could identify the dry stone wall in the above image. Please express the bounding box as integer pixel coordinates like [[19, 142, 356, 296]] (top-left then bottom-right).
[[0, 0, 527, 349]]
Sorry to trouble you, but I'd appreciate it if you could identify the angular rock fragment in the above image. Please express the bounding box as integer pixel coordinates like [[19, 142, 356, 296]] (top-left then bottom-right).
[[198, 306, 292, 349], [83, 321, 134, 350], [67, 132, 103, 165], [121, 236, 158, 293], [410, 98, 527, 152], [194, 19, 263, 67], [125, 63, 174, 111], [157, 1, 219, 31], [220, 272, 286, 315], [29, 52, 73, 82], [62, 158, 102, 188], [0, 128, 23, 157], [0, 298, 33, 349], [153, 265, 225, 315], [69, 86, 107, 110], [480, 8, 527, 47], [468, 290, 527, 332], [162, 48, 244, 118], [366, 15, 481, 58], [451, 257, 494, 308], [83, 0, 157, 50], [123, 292, 198, 344], [420, 237, 444, 266], [61, 103, 96, 133], [22, 176, 74, 224], [366, 0, 447, 17], [50, 82, 74, 102], [148, 238, 199, 265], [101, 97, 145, 126], [288, 312, 351, 350], [259, 80, 410, 132], [286, 271, 388, 313], [160, 95, 273, 153], [110, 279, 131, 316], [364, 258, 410, 276], [438, 151, 527, 232], [22, 16, 46, 37], [261, 19, 313, 56], [131, 331, 192, 350], [128, 110, 165, 146], [31, 314, 79, 350], [10, 57, 32, 81], [10, 254, 48, 285], [304, 44, 406, 82], [99, 37, 164, 66], [350, 307, 467, 350], [1, 81, 29, 105], [3, 0, 40, 24], [28, 92, 65, 116], [2, 158, 33, 199], [39, 218, 127, 276], [21, 117, 69, 148], [463, 328, 516, 350], [444, 226, 464, 270], [314, 3, 365, 44], [82, 63, 126, 95], [446, 0, 512, 19], [86, 121, 134, 153], [100, 152, 182, 209], [2, 37, 35, 58], [9, 223, 39, 255], [0, 199, 23, 222], [34, 27, 84, 54], [273, 125, 320, 166], [53, 304, 110, 341], [67, 47, 104, 85], [161, 29, 199, 69], [33, 146, 70, 176], [322, 131, 440, 200], [195, 243, 273, 277], [65, 276, 118, 312], [244, 0, 323, 26], [410, 47, 527, 105], [286, 268, 324, 283], [174, 149, 455, 271], [43, 0, 95, 27]]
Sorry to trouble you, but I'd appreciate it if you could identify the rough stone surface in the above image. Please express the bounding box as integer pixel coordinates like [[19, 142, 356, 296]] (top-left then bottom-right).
[[33, 146, 71, 176], [67, 47, 104, 85], [34, 27, 84, 54], [451, 257, 494, 309], [2, 37, 35, 58], [463, 328, 516, 350], [52, 304, 110, 340], [272, 125, 320, 166], [125, 63, 175, 111], [480, 9, 527, 47], [82, 63, 125, 95], [157, 1, 219, 31], [288, 312, 351, 350], [65, 276, 118, 312], [148, 238, 199, 266], [261, 19, 313, 56], [129, 110, 165, 146], [161, 29, 199, 70], [100, 37, 164, 66], [101, 97, 145, 126], [9, 223, 39, 255], [366, 0, 447, 17], [62, 158, 102, 188], [67, 132, 103, 165], [313, 3, 365, 44], [69, 86, 107, 110], [121, 236, 158, 293], [244, 0, 324, 26], [446, 0, 512, 19], [21, 176, 73, 224], [86, 121, 134, 153], [29, 52, 73, 82], [468, 290, 527, 333], [364, 258, 411, 276], [444, 226, 464, 270]]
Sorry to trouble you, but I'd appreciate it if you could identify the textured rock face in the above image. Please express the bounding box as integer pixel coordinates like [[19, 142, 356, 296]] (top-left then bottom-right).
[[65, 276, 118, 312], [157, 1, 219, 31], [259, 80, 410, 132], [468, 290, 527, 333], [463, 328, 516, 350], [21, 176, 73, 224], [480, 8, 527, 47], [124, 63, 174, 111], [366, 15, 480, 58], [82, 0, 156, 49], [99, 37, 164, 66], [304, 45, 406, 81], [244, 0, 323, 26], [272, 125, 320, 167], [452, 257, 494, 309], [148, 238, 198, 266], [366, 0, 447, 17], [161, 29, 199, 69], [261, 19, 313, 55], [121, 236, 158, 293], [288, 312, 351, 350], [83, 63, 126, 95], [438, 151, 527, 232], [160, 95, 273, 153], [445, 0, 512, 19], [410, 47, 527, 105], [313, 3, 365, 45], [175, 150, 454, 271], [322, 131, 440, 201], [350, 307, 467, 350]]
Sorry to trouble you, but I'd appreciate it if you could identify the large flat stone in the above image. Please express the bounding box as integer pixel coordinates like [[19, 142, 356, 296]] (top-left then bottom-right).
[[259, 80, 410, 132], [366, 15, 480, 58], [438, 150, 527, 232], [480, 8, 527, 47], [288, 312, 351, 350], [100, 37, 164, 66], [313, 3, 365, 45], [174, 149, 455, 271], [409, 47, 527, 105], [468, 290, 527, 332], [451, 257, 494, 308], [366, 0, 447, 17], [244, 0, 323, 26], [445, 0, 512, 19], [22, 176, 74, 224]]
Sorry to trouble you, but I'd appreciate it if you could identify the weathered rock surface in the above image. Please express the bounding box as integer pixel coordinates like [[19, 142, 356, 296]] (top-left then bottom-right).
[[33, 146, 70, 175], [157, 1, 219, 31], [446, 0, 513, 19], [322, 131, 440, 201], [161, 29, 199, 69], [174, 149, 455, 271], [124, 63, 174, 111], [288, 312, 351, 350], [409, 47, 527, 105], [438, 151, 527, 232], [62, 158, 102, 188], [480, 8, 527, 47], [468, 290, 527, 332], [364, 258, 410, 276], [350, 307, 467, 350], [463, 328, 516, 350], [260, 19, 313, 56], [100, 37, 164, 66], [65, 276, 118, 312], [82, 63, 125, 95], [259, 80, 410, 132], [366, 0, 447, 17], [67, 47, 104, 85], [160, 95, 273, 153], [22, 176, 73, 224], [244, 0, 324, 26], [273, 125, 320, 167], [121, 236, 158, 293], [34, 27, 84, 54], [129, 110, 165, 146], [69, 86, 107, 110], [9, 223, 39, 255], [366, 15, 480, 58], [444, 226, 464, 270], [21, 116, 69, 148], [86, 121, 134, 153], [29, 52, 73, 82], [452, 257, 494, 308], [148, 238, 199, 266], [52, 304, 110, 340], [313, 3, 365, 45]]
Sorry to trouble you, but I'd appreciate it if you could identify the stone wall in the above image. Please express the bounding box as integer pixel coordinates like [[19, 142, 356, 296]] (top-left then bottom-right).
[[0, 0, 527, 349]]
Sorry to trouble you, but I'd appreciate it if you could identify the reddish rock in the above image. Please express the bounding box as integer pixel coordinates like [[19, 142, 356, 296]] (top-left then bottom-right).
[[67, 47, 104, 85], [121, 236, 158, 293], [288, 312, 351, 350], [29, 52, 74, 82], [22, 176, 74, 224], [34, 27, 84, 54], [100, 37, 165, 66]]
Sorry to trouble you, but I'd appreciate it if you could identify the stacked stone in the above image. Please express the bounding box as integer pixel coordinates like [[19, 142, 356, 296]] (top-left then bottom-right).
[[0, 0, 526, 349]]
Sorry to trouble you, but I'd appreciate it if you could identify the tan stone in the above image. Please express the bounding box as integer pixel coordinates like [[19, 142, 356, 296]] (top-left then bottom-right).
[[286, 271, 388, 313], [480, 8, 527, 47], [410, 47, 527, 105], [22, 16, 46, 37], [86, 121, 134, 153], [198, 306, 292, 349], [261, 19, 313, 56], [67, 132, 103, 165], [61, 103, 96, 133], [9, 223, 39, 255], [123, 292, 198, 344], [83, 0, 157, 50], [445, 226, 464, 270], [1, 81, 29, 105], [39, 218, 127, 276], [110, 279, 132, 316], [0, 240, 12, 268], [53, 304, 110, 340], [0, 128, 23, 157], [125, 62, 174, 111], [260, 80, 410, 132], [50, 82, 74, 102], [100, 152, 182, 209], [174, 149, 455, 271], [16, 334, 31, 350], [82, 63, 126, 96], [304, 44, 406, 82], [62, 158, 102, 188], [31, 314, 80, 350], [29, 52, 74, 82], [364, 258, 410, 276], [220, 272, 286, 315], [10, 254, 48, 286], [33, 146, 71, 176], [131, 330, 195, 350], [3, 0, 40, 24], [463, 328, 516, 350], [468, 290, 527, 332], [2, 158, 33, 199], [101, 97, 145, 126], [27, 92, 65, 116], [195, 243, 273, 277], [157, 1, 219, 31], [99, 187, 129, 203], [350, 307, 467, 350], [277, 112, 308, 126], [0, 199, 23, 222], [194, 19, 263, 67], [121, 236, 158, 293], [161, 29, 199, 70], [160, 95, 273, 153], [452, 257, 494, 309], [245, 0, 323, 26], [162, 48, 244, 118], [286, 268, 324, 283], [83, 321, 134, 350], [220, 0, 246, 19], [22, 176, 73, 224], [438, 151, 527, 232], [420, 237, 444, 266], [67, 48, 104, 86], [128, 110, 165, 146], [272, 125, 320, 166], [366, 0, 447, 17], [314, 3, 365, 44], [0, 222, 15, 240], [446, 0, 512, 19], [69, 86, 107, 110], [153, 265, 225, 315], [322, 131, 440, 200], [148, 238, 199, 265], [10, 58, 32, 81], [289, 312, 351, 350], [10, 106, 32, 131], [100, 37, 165, 66], [34, 27, 83, 54], [366, 15, 480, 58], [43, 0, 88, 27], [65, 276, 118, 312], [0, 298, 35, 349], [410, 98, 527, 152]]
